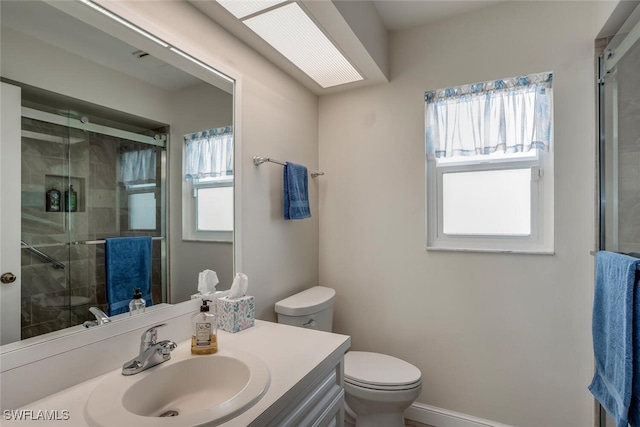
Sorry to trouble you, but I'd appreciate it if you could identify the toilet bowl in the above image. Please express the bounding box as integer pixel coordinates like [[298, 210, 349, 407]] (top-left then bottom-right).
[[344, 351, 422, 427], [274, 286, 423, 427]]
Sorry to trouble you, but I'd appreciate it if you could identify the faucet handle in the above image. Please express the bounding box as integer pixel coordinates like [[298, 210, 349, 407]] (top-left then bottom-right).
[[157, 340, 178, 357], [140, 323, 167, 353]]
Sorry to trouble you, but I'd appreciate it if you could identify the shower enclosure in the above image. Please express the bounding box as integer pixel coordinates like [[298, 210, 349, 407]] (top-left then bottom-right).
[[599, 15, 640, 254], [597, 3, 640, 426], [19, 98, 168, 339]]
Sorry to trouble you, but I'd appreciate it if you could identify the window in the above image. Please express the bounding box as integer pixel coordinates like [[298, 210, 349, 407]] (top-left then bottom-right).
[[119, 148, 160, 232], [425, 72, 553, 253], [183, 127, 234, 242], [193, 176, 233, 235], [128, 184, 157, 230]]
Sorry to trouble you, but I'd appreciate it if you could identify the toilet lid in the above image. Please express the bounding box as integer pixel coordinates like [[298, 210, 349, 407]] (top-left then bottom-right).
[[344, 351, 421, 388]]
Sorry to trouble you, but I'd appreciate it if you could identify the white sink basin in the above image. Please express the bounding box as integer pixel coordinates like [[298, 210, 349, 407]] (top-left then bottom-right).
[[84, 350, 270, 427]]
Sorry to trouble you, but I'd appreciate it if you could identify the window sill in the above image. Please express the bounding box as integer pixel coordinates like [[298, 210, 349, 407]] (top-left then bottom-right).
[[426, 246, 555, 255], [182, 238, 233, 244]]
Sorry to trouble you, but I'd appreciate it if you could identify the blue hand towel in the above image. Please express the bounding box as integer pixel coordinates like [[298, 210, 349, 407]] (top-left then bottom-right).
[[283, 162, 311, 220], [105, 236, 153, 316], [589, 251, 640, 427]]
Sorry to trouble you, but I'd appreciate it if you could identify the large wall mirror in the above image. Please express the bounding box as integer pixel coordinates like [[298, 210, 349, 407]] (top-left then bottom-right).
[[0, 0, 236, 347]]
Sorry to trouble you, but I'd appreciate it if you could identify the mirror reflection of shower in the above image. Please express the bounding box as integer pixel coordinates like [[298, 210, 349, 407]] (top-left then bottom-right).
[[19, 96, 168, 340]]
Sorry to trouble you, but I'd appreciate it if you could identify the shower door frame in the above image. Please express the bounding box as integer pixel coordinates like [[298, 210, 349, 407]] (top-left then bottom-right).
[[598, 2, 640, 254], [596, 3, 640, 425], [0, 82, 23, 345]]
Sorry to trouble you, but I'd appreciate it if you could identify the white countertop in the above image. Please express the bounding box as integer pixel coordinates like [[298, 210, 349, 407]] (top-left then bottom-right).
[[2, 320, 350, 426]]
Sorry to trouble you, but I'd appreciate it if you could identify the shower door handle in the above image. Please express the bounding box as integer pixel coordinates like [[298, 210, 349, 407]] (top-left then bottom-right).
[[1, 272, 16, 284]]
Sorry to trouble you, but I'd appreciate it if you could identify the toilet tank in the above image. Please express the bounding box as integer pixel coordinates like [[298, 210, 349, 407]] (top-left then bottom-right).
[[274, 286, 336, 332]]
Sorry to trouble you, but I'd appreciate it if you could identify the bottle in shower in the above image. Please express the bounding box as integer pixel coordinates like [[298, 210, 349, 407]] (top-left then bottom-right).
[[65, 185, 77, 212], [129, 288, 146, 316], [46, 186, 61, 212]]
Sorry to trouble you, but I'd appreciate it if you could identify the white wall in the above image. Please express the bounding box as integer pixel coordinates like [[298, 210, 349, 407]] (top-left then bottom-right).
[[319, 2, 608, 426], [4, 0, 622, 423], [0, 0, 320, 407], [169, 82, 234, 302], [105, 1, 320, 320]]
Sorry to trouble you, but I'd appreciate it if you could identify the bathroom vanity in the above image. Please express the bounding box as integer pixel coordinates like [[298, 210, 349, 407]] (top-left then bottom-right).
[[1, 318, 350, 427]]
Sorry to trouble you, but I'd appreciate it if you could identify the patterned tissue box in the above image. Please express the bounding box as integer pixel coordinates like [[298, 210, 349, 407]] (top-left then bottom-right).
[[216, 295, 255, 333]]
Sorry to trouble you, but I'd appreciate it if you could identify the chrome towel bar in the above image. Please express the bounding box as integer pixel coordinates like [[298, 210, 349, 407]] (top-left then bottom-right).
[[253, 156, 324, 178]]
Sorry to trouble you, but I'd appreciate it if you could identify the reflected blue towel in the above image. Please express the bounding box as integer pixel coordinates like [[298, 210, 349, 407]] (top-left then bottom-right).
[[105, 237, 153, 316], [589, 251, 640, 427], [283, 162, 311, 220]]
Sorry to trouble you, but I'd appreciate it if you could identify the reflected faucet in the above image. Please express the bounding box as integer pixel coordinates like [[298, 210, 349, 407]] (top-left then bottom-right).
[[83, 307, 111, 328], [122, 323, 177, 376]]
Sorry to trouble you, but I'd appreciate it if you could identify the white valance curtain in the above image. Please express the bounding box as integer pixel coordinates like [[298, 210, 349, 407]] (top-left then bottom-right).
[[120, 148, 156, 185], [425, 72, 553, 159], [184, 126, 233, 179]]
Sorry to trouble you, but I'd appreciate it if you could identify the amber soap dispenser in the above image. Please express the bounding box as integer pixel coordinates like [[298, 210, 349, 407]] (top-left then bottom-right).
[[191, 299, 217, 355]]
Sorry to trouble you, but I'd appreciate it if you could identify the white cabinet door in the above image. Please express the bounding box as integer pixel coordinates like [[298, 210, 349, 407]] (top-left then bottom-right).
[[0, 82, 22, 345]]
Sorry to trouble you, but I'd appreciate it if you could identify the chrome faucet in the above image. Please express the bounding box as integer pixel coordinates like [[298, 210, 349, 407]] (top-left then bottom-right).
[[83, 307, 111, 328], [122, 323, 177, 376]]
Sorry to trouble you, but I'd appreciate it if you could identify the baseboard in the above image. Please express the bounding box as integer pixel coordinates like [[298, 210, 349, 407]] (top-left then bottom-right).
[[405, 402, 514, 427]]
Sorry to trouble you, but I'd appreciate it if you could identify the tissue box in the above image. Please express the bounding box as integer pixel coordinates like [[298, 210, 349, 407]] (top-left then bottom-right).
[[216, 296, 255, 333]]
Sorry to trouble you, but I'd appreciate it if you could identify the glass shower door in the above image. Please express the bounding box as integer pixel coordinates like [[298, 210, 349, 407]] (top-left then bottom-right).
[[20, 110, 77, 339], [18, 104, 168, 341], [599, 6, 640, 255]]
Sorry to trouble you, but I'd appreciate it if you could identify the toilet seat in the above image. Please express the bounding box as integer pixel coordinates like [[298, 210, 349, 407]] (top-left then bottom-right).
[[345, 377, 422, 391], [344, 351, 422, 391]]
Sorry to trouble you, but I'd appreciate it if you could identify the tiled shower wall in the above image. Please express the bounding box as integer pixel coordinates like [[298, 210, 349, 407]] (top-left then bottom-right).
[[20, 118, 163, 339], [617, 39, 640, 254]]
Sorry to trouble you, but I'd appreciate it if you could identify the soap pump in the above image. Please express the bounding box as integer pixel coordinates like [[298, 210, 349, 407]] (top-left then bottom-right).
[[128, 287, 146, 316], [191, 299, 217, 355]]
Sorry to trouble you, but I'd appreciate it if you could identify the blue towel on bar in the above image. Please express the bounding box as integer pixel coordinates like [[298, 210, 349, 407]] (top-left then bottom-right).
[[589, 251, 640, 427], [105, 236, 153, 316], [283, 161, 311, 220]]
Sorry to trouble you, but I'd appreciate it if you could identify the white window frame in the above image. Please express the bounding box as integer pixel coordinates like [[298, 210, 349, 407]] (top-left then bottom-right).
[[426, 141, 554, 254], [183, 176, 233, 242], [126, 183, 158, 231]]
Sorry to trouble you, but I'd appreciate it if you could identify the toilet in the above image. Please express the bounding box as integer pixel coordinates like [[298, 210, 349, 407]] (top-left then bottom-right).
[[275, 286, 422, 427]]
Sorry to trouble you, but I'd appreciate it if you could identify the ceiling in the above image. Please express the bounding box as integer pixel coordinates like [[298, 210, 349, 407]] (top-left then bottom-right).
[[3, 0, 505, 98], [1, 0, 207, 130], [371, 0, 504, 31], [190, 0, 504, 95], [1, 0, 202, 92]]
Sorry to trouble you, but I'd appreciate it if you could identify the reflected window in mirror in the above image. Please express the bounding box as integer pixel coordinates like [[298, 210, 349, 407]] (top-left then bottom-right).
[[127, 185, 157, 230], [121, 146, 162, 231], [183, 127, 234, 242]]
